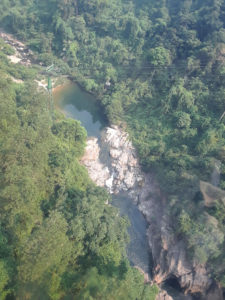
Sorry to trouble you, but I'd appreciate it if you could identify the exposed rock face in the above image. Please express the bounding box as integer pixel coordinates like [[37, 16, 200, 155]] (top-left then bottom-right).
[[101, 126, 144, 195], [200, 180, 225, 207], [0, 30, 33, 66], [81, 126, 144, 195], [138, 175, 218, 298], [205, 284, 224, 300], [156, 290, 174, 300], [81, 125, 223, 300], [81, 138, 110, 188]]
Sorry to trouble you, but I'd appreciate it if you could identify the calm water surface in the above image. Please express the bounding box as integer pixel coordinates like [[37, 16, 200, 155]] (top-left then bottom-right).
[[54, 83, 107, 138], [54, 82, 151, 274]]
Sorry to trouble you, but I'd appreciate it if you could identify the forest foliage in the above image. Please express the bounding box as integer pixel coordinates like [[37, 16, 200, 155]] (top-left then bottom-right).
[[1, 0, 225, 296], [0, 32, 157, 299]]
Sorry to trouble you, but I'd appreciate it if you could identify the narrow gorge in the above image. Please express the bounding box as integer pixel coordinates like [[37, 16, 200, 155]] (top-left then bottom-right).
[[54, 83, 223, 300], [2, 29, 223, 300]]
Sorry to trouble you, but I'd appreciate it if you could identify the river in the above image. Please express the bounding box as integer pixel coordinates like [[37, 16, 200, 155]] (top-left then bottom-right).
[[54, 82, 151, 275]]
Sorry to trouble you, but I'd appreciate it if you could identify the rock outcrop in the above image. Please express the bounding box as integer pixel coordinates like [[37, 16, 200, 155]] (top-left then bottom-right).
[[138, 175, 225, 299], [0, 30, 33, 65], [81, 137, 111, 188], [81, 125, 223, 300], [156, 290, 174, 300], [101, 126, 144, 195], [81, 126, 144, 195]]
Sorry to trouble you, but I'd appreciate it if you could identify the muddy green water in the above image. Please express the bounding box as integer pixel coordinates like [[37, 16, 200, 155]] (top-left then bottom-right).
[[54, 83, 107, 139]]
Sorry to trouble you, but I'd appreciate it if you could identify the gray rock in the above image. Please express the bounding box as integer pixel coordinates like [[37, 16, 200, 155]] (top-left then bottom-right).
[[101, 126, 144, 194], [81, 126, 223, 299], [156, 290, 174, 300], [81, 138, 110, 188]]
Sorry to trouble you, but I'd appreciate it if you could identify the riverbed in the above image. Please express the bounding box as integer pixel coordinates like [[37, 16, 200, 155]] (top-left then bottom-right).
[[54, 82, 152, 275]]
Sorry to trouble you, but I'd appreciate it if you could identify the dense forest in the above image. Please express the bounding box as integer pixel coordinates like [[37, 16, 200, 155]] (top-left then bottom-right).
[[0, 16, 158, 300], [1, 0, 225, 298]]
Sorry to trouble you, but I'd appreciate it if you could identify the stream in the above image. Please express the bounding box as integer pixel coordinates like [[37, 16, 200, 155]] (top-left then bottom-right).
[[54, 82, 151, 275]]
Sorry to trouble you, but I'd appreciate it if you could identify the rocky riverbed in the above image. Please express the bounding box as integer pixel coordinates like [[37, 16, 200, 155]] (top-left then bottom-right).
[[81, 126, 144, 196], [81, 125, 223, 300]]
